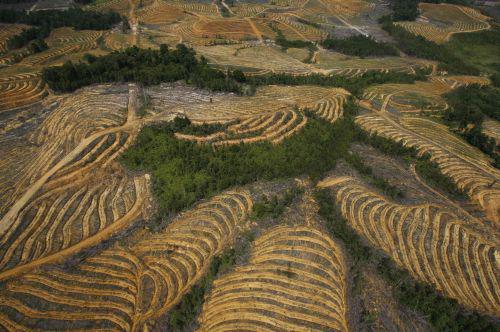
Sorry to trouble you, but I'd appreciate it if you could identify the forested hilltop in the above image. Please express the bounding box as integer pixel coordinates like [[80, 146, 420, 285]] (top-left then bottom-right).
[[42, 44, 244, 93]]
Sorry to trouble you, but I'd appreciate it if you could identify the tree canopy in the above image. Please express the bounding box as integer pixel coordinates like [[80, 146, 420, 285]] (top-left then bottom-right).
[[121, 115, 356, 218], [443, 84, 500, 167], [0, 7, 121, 30], [321, 35, 399, 58], [43, 44, 243, 93]]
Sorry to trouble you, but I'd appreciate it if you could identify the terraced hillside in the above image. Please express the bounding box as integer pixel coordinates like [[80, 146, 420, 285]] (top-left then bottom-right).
[[198, 224, 349, 331], [361, 76, 489, 114], [194, 43, 434, 77], [313, 51, 434, 77], [137, 1, 187, 24], [356, 114, 500, 223], [0, 71, 48, 112], [0, 0, 499, 330], [483, 119, 500, 145], [175, 108, 309, 146], [0, 84, 153, 280], [318, 176, 499, 316], [0, 24, 30, 54], [21, 28, 104, 67], [0, 12, 124, 113], [87, 0, 133, 16], [173, 88, 347, 146], [0, 80, 353, 282], [107, 0, 433, 76], [0, 190, 253, 330], [395, 3, 491, 43], [266, 12, 327, 41], [0, 36, 104, 113], [147, 84, 350, 125], [144, 0, 333, 45]]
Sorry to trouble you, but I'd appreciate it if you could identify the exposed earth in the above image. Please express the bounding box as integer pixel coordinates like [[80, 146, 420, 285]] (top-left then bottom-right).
[[0, 0, 499, 331]]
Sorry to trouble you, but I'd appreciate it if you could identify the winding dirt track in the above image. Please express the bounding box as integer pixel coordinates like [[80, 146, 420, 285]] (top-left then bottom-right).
[[0, 177, 146, 281], [129, 0, 139, 45], [0, 0, 143, 237], [0, 129, 119, 236], [0, 0, 142, 234], [245, 17, 264, 42], [0, 83, 140, 237], [0, 0, 147, 280], [0, 82, 146, 281]]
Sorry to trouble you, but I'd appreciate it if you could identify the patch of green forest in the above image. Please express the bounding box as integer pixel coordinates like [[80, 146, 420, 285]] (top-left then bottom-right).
[[121, 113, 356, 224], [42, 43, 428, 96], [443, 84, 500, 167], [274, 28, 316, 51], [121, 100, 473, 229], [42, 44, 245, 93], [166, 248, 240, 330], [446, 27, 500, 86], [321, 35, 399, 58], [251, 186, 304, 220], [0, 7, 121, 28]]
